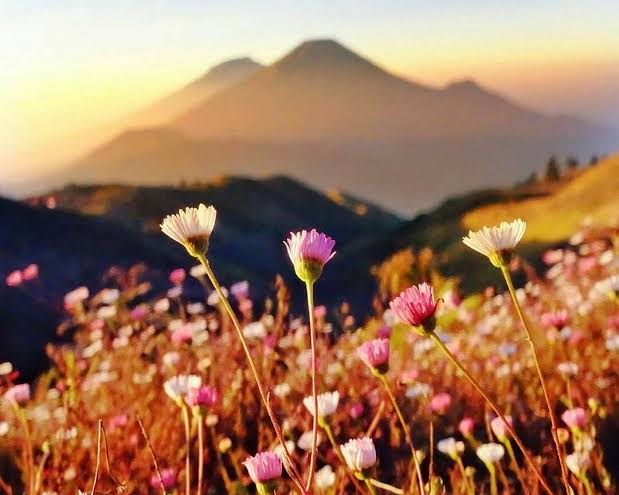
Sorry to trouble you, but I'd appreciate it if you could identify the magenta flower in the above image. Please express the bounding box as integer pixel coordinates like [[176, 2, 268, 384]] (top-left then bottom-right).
[[313, 305, 327, 319], [357, 338, 390, 373], [130, 305, 148, 321], [185, 385, 219, 408], [430, 393, 452, 414], [561, 407, 586, 430], [4, 384, 30, 405], [150, 468, 176, 489], [22, 264, 39, 281], [490, 415, 513, 440], [169, 268, 186, 285], [349, 402, 365, 419], [541, 309, 570, 330], [5, 270, 23, 287], [389, 283, 439, 333], [284, 229, 335, 283], [108, 414, 128, 431], [242, 451, 283, 484], [458, 417, 475, 436], [230, 280, 250, 300]]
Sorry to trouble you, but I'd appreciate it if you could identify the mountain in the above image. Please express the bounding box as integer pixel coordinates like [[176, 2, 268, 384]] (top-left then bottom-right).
[[59, 38, 613, 215], [130, 57, 263, 126]]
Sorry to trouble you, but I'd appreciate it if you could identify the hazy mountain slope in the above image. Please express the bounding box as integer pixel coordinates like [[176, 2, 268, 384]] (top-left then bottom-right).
[[130, 58, 263, 126], [463, 153, 619, 241], [59, 39, 612, 215]]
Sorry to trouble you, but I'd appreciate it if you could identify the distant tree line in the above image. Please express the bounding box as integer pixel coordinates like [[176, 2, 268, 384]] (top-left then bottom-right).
[[519, 153, 604, 186]]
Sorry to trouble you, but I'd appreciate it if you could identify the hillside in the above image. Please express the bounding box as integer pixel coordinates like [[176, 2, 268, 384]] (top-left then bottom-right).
[[463, 154, 619, 241], [58, 39, 612, 215], [130, 57, 263, 126]]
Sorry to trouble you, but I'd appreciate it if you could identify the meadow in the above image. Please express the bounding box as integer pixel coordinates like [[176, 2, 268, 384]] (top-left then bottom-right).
[[1, 211, 617, 495]]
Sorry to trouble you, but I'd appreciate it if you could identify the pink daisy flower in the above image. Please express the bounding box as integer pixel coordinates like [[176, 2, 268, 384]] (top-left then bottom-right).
[[490, 416, 513, 440], [150, 468, 176, 489], [541, 309, 570, 330], [389, 283, 439, 333], [242, 451, 282, 484], [284, 229, 335, 283], [430, 393, 452, 414], [561, 408, 586, 430], [185, 385, 219, 408], [169, 268, 186, 285], [458, 417, 475, 436], [5, 270, 23, 287], [340, 437, 377, 472], [357, 338, 390, 372], [22, 264, 39, 281], [4, 384, 31, 405]]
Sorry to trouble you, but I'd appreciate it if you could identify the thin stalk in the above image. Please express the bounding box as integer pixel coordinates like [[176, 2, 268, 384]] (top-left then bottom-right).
[[137, 414, 167, 495], [304, 280, 319, 492], [582, 475, 594, 495], [364, 478, 378, 495], [91, 420, 102, 495], [14, 405, 34, 494], [197, 415, 204, 495], [501, 265, 572, 495], [429, 332, 553, 495], [196, 255, 304, 493], [182, 406, 192, 495], [33, 448, 50, 494], [368, 478, 405, 494], [322, 422, 370, 495], [455, 456, 474, 495], [378, 375, 425, 495], [504, 438, 527, 492]]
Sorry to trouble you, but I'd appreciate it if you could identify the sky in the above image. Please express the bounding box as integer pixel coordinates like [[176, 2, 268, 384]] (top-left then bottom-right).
[[1, 0, 618, 184]]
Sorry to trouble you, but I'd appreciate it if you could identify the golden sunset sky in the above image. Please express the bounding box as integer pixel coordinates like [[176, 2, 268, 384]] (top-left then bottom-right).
[[1, 1, 618, 185]]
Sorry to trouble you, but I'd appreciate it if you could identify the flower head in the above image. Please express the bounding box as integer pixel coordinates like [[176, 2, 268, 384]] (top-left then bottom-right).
[[561, 407, 586, 430], [430, 393, 452, 414], [462, 219, 527, 267], [163, 375, 202, 406], [284, 229, 335, 284], [161, 204, 217, 257], [458, 417, 475, 436], [22, 264, 39, 281], [4, 384, 30, 405], [357, 338, 390, 374], [340, 437, 377, 472], [476, 443, 505, 464], [242, 451, 283, 484], [303, 391, 339, 418], [490, 416, 512, 441], [5, 270, 22, 287], [437, 437, 465, 459], [566, 451, 591, 477], [150, 468, 176, 489], [389, 283, 438, 334], [169, 268, 186, 285], [185, 385, 219, 409], [64, 286, 89, 310], [541, 309, 570, 330]]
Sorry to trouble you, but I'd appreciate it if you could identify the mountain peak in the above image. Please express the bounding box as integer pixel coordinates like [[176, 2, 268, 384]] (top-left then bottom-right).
[[274, 38, 380, 74], [444, 78, 486, 93], [203, 57, 262, 78]]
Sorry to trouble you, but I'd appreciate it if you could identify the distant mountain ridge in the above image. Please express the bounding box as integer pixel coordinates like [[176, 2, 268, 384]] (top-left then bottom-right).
[[56, 38, 614, 214]]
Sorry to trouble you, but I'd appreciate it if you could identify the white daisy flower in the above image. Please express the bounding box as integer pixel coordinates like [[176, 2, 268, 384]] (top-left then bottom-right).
[[297, 430, 322, 451], [463, 219, 526, 266], [160, 204, 217, 256], [303, 391, 339, 418], [476, 442, 505, 464], [315, 465, 336, 491], [565, 451, 591, 477], [163, 374, 202, 405], [437, 437, 465, 459]]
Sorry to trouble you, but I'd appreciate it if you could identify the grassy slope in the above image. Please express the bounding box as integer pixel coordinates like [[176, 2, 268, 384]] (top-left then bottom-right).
[[464, 153, 619, 241]]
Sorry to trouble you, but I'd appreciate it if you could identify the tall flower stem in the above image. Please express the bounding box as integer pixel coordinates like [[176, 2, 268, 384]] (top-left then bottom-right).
[[486, 464, 498, 495], [455, 456, 474, 495], [500, 265, 572, 495], [428, 332, 553, 495], [196, 254, 305, 493], [504, 438, 526, 492], [378, 374, 425, 495], [363, 478, 378, 495], [304, 280, 319, 492], [322, 421, 370, 495], [13, 405, 34, 494], [182, 405, 192, 495], [368, 478, 405, 494], [197, 415, 204, 495]]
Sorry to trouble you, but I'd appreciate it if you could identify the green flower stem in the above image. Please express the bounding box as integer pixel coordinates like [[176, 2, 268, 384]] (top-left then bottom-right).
[[582, 475, 594, 495], [363, 477, 378, 495], [500, 264, 572, 495], [368, 477, 404, 494], [322, 421, 370, 495], [486, 463, 498, 495], [197, 414, 204, 495], [455, 456, 474, 495], [504, 438, 526, 492], [182, 405, 192, 495], [378, 374, 425, 495], [428, 332, 553, 495], [196, 254, 305, 493], [13, 404, 34, 494], [304, 280, 319, 492]]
